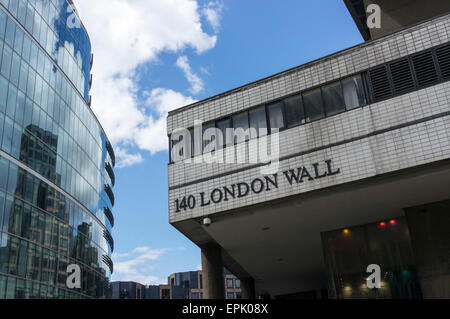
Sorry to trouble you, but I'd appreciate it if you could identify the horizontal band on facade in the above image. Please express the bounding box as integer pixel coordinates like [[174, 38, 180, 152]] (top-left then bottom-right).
[[169, 110, 450, 191]]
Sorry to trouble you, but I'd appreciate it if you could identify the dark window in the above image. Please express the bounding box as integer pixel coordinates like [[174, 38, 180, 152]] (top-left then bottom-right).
[[303, 88, 325, 121], [190, 127, 202, 156], [203, 122, 216, 153], [249, 106, 267, 138], [226, 278, 234, 289], [170, 134, 184, 162], [216, 118, 232, 148], [189, 128, 194, 157], [267, 102, 285, 133], [235, 279, 240, 288], [232, 112, 249, 144], [342, 75, 366, 109], [0, 156, 8, 190], [284, 94, 305, 127], [322, 81, 345, 116], [227, 292, 235, 299]]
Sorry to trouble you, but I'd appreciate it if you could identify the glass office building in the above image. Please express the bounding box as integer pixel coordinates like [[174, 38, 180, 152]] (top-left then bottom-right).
[[0, 0, 115, 298]]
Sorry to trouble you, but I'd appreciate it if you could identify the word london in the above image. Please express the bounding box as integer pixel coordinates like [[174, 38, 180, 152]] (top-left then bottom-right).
[[175, 159, 340, 212]]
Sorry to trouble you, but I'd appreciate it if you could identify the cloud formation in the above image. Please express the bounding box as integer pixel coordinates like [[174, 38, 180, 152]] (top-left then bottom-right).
[[112, 246, 187, 285], [202, 1, 225, 33], [74, 0, 223, 167], [176, 55, 205, 94]]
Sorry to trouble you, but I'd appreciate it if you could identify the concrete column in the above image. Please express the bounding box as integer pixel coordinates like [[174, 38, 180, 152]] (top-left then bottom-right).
[[201, 243, 224, 299], [240, 277, 256, 299]]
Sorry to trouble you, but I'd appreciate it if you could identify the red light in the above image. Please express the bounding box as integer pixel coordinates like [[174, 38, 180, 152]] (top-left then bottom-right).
[[389, 219, 397, 225], [379, 222, 386, 227]]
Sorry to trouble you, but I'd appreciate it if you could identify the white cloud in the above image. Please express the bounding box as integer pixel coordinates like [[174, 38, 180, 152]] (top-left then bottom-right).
[[134, 88, 197, 155], [112, 246, 169, 285], [202, 1, 224, 33], [74, 0, 219, 167], [176, 55, 204, 94], [114, 147, 144, 168], [112, 252, 131, 259]]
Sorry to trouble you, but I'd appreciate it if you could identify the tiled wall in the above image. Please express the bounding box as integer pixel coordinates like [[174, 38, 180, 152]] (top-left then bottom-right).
[[168, 14, 450, 223]]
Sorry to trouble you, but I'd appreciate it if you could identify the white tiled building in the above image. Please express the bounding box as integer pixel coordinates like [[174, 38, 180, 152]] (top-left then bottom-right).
[[167, 3, 450, 299]]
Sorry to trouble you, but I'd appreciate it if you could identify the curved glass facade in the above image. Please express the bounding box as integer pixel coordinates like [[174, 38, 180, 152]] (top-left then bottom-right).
[[0, 0, 115, 298]]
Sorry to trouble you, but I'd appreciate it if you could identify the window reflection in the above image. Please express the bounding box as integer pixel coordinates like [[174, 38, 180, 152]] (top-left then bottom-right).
[[249, 106, 267, 138], [284, 94, 305, 128], [0, 0, 114, 297], [303, 88, 325, 122], [322, 81, 345, 116], [342, 75, 366, 109], [267, 102, 285, 133]]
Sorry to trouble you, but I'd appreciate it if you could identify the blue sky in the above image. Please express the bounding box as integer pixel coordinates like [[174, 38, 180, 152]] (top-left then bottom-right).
[[74, 0, 363, 284]]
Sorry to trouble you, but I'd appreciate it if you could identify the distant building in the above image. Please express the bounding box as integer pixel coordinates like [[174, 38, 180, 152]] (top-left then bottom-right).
[[110, 269, 242, 299]]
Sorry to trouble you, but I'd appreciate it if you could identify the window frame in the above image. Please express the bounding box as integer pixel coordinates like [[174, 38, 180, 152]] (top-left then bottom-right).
[[168, 71, 370, 164]]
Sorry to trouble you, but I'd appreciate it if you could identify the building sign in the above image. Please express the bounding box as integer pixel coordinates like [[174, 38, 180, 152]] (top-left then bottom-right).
[[174, 159, 340, 213]]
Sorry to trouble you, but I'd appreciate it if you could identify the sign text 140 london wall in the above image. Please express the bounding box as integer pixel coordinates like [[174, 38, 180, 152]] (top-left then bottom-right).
[[174, 159, 340, 212]]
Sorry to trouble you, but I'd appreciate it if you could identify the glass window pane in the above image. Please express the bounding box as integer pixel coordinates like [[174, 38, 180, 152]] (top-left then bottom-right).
[[170, 133, 184, 163], [2, 116, 13, 153], [342, 75, 366, 109], [1, 44, 12, 78], [267, 102, 285, 133], [0, 75, 8, 112], [249, 106, 267, 138], [0, 274, 5, 299], [202, 122, 216, 153], [303, 88, 325, 122], [216, 118, 232, 148], [0, 156, 8, 190], [322, 81, 345, 116], [190, 127, 202, 157], [232, 112, 249, 144], [5, 18, 15, 47], [5, 276, 15, 299], [284, 94, 305, 127]]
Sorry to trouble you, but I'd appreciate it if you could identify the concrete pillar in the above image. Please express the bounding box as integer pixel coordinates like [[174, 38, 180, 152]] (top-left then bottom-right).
[[201, 243, 224, 299], [240, 277, 256, 299]]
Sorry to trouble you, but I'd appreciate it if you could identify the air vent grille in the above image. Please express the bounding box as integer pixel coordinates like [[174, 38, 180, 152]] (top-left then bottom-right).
[[368, 65, 392, 101], [436, 44, 450, 80], [389, 59, 415, 94], [412, 51, 439, 87]]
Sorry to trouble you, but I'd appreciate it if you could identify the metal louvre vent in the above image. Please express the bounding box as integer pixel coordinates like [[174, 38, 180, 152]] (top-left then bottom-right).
[[104, 184, 115, 207], [105, 162, 115, 186], [436, 44, 450, 80], [368, 65, 392, 101], [389, 58, 415, 94], [106, 141, 116, 167], [412, 51, 439, 87], [104, 207, 114, 227], [102, 254, 114, 274], [103, 229, 114, 252]]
